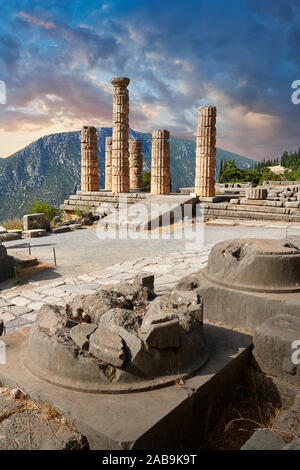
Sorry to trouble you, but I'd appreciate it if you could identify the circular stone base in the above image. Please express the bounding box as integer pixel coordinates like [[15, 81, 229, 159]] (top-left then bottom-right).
[[21, 344, 210, 394]]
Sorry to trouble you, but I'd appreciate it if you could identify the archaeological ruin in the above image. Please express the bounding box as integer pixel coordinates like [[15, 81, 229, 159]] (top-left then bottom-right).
[[1, 75, 300, 451]]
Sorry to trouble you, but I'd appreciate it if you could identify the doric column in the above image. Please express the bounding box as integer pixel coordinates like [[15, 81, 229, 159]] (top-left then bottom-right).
[[110, 77, 130, 193], [105, 136, 112, 190], [151, 129, 170, 195], [195, 106, 217, 197], [81, 126, 98, 192], [129, 139, 143, 190]]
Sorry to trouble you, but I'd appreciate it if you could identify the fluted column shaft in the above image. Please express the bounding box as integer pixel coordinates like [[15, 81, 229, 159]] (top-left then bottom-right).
[[129, 139, 143, 190], [151, 129, 170, 195], [81, 126, 98, 192], [105, 136, 112, 190], [195, 106, 217, 197], [110, 77, 130, 193]]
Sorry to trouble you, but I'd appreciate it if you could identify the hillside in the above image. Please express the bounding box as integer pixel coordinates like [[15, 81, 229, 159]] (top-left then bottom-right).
[[0, 128, 255, 222]]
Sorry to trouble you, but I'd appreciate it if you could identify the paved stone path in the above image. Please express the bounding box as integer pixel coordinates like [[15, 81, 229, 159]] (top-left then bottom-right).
[[0, 246, 212, 334]]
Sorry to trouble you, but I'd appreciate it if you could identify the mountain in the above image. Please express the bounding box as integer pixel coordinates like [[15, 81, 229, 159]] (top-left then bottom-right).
[[0, 128, 255, 222]]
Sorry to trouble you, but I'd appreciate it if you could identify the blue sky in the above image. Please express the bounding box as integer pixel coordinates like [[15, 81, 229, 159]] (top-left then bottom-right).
[[0, 0, 300, 159]]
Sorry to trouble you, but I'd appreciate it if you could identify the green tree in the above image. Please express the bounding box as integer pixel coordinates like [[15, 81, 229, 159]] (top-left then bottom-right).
[[142, 171, 151, 191], [27, 198, 60, 221]]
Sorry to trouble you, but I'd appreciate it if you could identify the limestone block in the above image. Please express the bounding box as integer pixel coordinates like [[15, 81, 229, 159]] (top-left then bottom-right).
[[89, 328, 126, 368], [141, 319, 181, 349], [253, 314, 300, 386], [70, 323, 97, 350], [132, 274, 155, 291], [22, 229, 46, 238], [0, 232, 22, 241], [23, 213, 50, 231], [52, 226, 71, 234], [245, 188, 268, 200], [241, 429, 285, 450], [34, 305, 67, 336]]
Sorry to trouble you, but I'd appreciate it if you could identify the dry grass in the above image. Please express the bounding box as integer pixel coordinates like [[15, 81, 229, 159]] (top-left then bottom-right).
[[13, 262, 52, 285], [204, 370, 283, 450], [2, 218, 23, 230]]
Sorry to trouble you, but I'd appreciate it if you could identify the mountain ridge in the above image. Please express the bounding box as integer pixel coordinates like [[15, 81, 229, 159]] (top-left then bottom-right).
[[0, 127, 256, 222]]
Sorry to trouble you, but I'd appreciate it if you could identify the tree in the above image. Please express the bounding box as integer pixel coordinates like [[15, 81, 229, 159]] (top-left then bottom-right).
[[142, 171, 151, 191]]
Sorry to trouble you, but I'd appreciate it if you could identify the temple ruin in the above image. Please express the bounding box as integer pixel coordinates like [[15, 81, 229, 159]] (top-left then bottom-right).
[[129, 139, 143, 190], [110, 77, 130, 193], [105, 136, 112, 191], [195, 106, 217, 197], [151, 130, 170, 195], [81, 126, 99, 192]]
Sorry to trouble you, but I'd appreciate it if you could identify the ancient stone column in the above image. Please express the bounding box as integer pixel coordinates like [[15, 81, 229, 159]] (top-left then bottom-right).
[[151, 129, 170, 195], [110, 77, 130, 193], [81, 126, 98, 192], [195, 106, 217, 197], [105, 136, 112, 190], [129, 139, 143, 190]]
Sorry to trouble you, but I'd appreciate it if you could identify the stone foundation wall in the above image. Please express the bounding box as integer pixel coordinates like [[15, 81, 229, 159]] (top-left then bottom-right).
[[202, 199, 300, 222]]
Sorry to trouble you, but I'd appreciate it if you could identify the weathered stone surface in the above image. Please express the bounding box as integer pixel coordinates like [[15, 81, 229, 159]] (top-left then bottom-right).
[[69, 322, 97, 350], [151, 129, 170, 195], [0, 408, 87, 450], [147, 290, 203, 327], [71, 289, 132, 325], [282, 439, 300, 450], [34, 304, 67, 335], [81, 126, 98, 192], [129, 139, 143, 190], [0, 232, 21, 241], [23, 213, 50, 231], [133, 274, 155, 291], [245, 187, 268, 200], [99, 308, 142, 333], [0, 244, 14, 282], [241, 429, 285, 450], [105, 136, 112, 190], [175, 274, 200, 291], [52, 226, 71, 234], [89, 328, 125, 367], [142, 318, 181, 349], [195, 106, 217, 197], [110, 77, 130, 193], [253, 314, 300, 386], [22, 229, 46, 238]]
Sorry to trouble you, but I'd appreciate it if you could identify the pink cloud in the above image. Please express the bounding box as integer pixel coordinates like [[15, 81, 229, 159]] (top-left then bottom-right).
[[19, 11, 55, 30]]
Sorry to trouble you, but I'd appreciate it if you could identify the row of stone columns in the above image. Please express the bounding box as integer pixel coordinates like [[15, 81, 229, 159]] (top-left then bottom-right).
[[80, 76, 216, 197]]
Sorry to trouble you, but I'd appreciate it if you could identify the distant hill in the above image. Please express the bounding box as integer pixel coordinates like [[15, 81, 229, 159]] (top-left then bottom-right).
[[0, 128, 255, 222]]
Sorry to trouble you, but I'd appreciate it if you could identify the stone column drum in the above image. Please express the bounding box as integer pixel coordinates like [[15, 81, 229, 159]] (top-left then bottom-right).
[[195, 106, 217, 197], [129, 139, 143, 190], [110, 77, 130, 193], [105, 137, 112, 190], [81, 126, 98, 192], [151, 129, 170, 195]]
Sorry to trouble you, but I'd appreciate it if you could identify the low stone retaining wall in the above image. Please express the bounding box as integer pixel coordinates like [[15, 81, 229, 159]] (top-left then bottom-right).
[[203, 200, 300, 222]]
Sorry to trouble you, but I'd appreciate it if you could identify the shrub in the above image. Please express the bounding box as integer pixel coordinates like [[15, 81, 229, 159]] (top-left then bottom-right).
[[2, 217, 24, 230], [142, 171, 151, 191], [75, 208, 83, 217], [27, 198, 60, 221]]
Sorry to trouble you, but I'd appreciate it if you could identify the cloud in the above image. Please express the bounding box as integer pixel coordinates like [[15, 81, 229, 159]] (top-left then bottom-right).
[[19, 11, 55, 30], [1, 0, 300, 160]]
